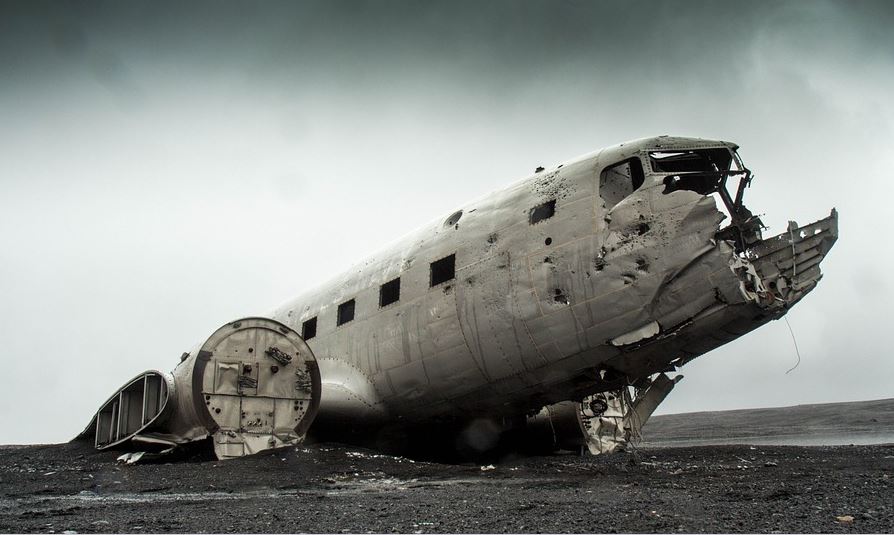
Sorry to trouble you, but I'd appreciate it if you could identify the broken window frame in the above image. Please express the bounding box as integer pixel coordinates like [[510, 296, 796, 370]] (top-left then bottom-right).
[[379, 277, 401, 307], [301, 316, 317, 340], [599, 157, 645, 207], [430, 253, 456, 287], [649, 147, 761, 251], [336, 299, 355, 326], [648, 148, 734, 174]]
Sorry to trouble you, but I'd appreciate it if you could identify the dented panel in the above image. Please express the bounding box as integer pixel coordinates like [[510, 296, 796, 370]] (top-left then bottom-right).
[[85, 136, 838, 459]]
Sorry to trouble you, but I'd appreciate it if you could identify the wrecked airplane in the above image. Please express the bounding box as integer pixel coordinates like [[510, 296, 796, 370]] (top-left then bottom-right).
[[80, 136, 838, 459]]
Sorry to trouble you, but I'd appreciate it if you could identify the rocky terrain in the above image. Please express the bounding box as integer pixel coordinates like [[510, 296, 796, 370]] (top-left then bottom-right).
[[1, 398, 893, 533]]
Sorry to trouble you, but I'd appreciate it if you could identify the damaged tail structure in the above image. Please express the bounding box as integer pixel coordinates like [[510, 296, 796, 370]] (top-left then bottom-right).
[[81, 136, 837, 460], [81, 318, 321, 459]]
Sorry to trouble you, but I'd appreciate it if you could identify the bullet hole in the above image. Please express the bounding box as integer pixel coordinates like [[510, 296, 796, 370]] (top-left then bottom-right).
[[544, 256, 553, 264], [535, 166, 545, 173], [545, 237, 552, 245], [594, 257, 606, 272], [215, 408, 221, 414], [554, 288, 569, 304], [271, 365, 279, 373], [243, 364, 252, 374], [205, 395, 210, 401], [248, 347, 254, 353], [487, 233, 498, 245], [636, 258, 649, 271], [637, 222, 651, 235], [529, 199, 556, 225]]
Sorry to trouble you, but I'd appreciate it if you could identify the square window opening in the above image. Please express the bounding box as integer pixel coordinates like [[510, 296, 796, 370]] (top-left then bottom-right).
[[301, 316, 317, 340], [529, 199, 556, 225], [337, 299, 355, 326], [430, 254, 456, 287], [380, 277, 401, 307]]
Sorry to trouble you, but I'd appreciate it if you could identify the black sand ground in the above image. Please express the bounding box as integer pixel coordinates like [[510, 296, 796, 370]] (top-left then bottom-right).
[[1, 439, 892, 533], [3, 398, 894, 533]]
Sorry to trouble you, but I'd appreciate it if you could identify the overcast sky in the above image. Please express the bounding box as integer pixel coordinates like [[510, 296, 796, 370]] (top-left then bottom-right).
[[1, 0, 891, 444]]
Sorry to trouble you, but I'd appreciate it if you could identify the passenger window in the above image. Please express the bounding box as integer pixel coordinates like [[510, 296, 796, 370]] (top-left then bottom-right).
[[301, 317, 317, 340], [599, 158, 645, 207], [380, 277, 400, 307], [430, 254, 455, 287], [336, 299, 355, 326]]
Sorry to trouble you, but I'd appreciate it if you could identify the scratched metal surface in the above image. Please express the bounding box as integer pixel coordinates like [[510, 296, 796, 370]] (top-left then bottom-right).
[[267, 136, 832, 429]]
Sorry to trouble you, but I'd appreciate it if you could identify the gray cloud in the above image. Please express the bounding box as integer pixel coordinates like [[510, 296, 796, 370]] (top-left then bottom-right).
[[0, 0, 891, 443]]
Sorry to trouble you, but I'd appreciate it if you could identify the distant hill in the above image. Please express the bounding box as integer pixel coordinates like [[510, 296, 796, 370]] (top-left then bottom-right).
[[641, 398, 894, 447]]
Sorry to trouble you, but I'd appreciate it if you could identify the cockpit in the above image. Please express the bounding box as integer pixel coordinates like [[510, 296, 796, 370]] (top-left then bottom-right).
[[648, 147, 763, 251], [600, 143, 765, 253]]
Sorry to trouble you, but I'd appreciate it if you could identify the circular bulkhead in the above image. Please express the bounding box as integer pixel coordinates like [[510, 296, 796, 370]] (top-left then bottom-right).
[[189, 317, 321, 458]]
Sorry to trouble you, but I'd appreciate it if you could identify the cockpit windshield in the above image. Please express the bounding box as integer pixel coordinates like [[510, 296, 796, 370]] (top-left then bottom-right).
[[650, 147, 760, 251], [651, 148, 744, 196], [649, 148, 735, 174]]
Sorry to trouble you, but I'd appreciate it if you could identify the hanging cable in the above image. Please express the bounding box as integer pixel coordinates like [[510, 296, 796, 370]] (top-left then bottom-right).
[[784, 316, 802, 374]]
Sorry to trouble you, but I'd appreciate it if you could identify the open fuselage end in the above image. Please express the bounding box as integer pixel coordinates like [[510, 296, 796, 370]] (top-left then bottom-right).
[[81, 136, 837, 458]]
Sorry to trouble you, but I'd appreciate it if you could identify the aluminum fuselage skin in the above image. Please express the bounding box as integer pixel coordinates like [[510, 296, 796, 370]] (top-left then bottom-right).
[[270, 136, 834, 432]]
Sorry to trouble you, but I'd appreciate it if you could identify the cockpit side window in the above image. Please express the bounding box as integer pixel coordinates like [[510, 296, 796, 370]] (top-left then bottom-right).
[[599, 157, 645, 207]]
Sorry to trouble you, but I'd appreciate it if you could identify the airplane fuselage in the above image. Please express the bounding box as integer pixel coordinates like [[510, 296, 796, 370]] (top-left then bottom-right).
[[269, 136, 836, 434], [83, 136, 837, 458]]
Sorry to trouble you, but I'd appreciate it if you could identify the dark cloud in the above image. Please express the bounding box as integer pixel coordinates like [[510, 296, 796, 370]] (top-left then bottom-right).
[[0, 0, 891, 442]]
